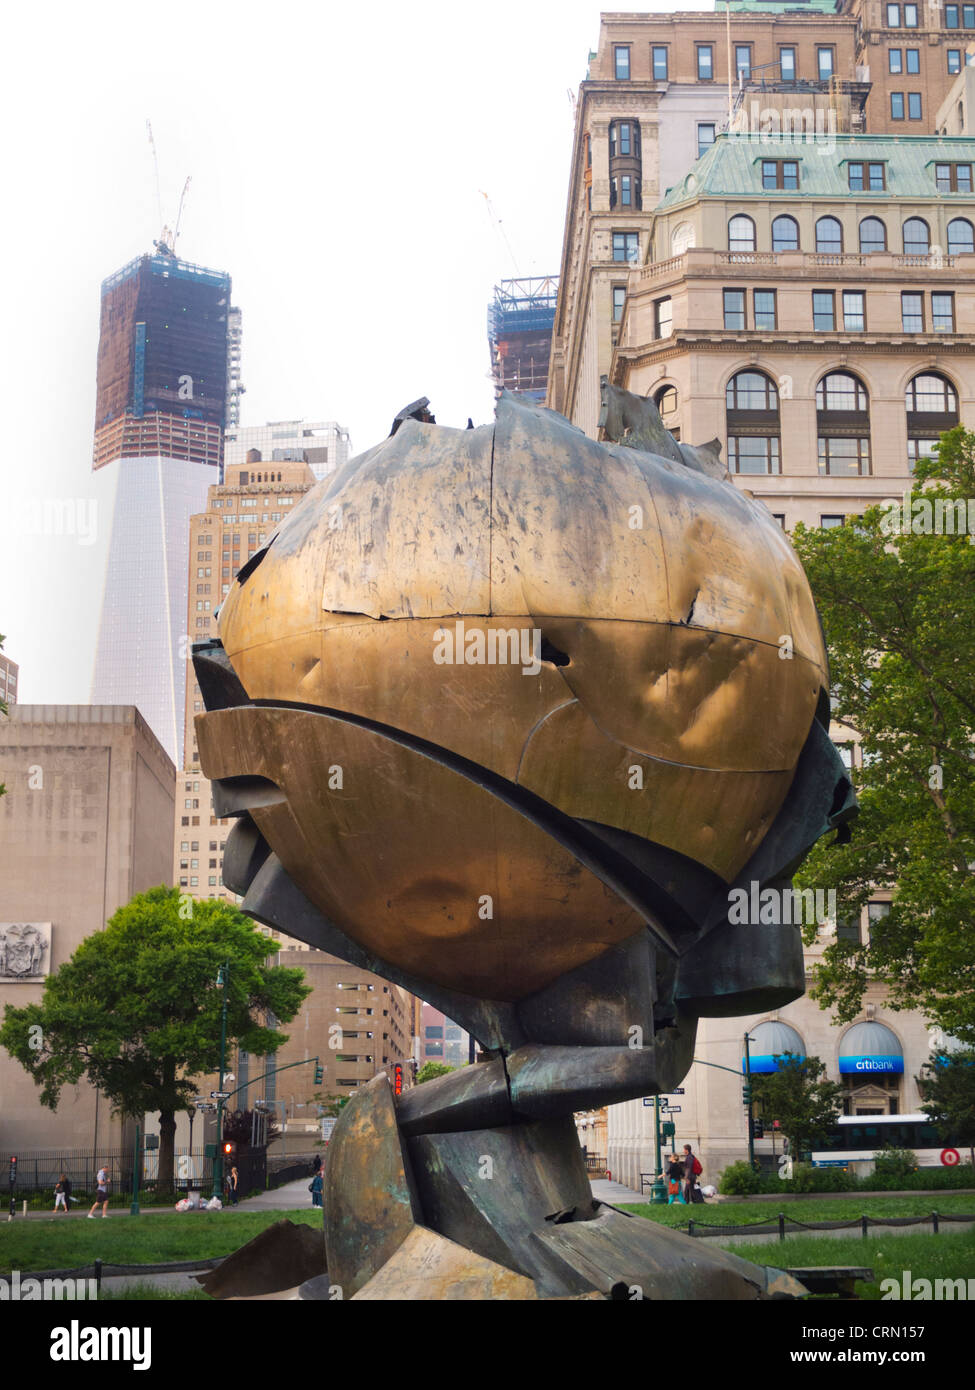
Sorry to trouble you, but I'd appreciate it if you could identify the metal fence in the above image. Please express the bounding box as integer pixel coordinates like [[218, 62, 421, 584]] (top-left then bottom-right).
[[1, 1147, 267, 1199], [683, 1210, 975, 1240]]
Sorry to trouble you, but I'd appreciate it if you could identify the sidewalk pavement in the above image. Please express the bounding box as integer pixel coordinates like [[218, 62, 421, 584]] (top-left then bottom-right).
[[591, 1177, 645, 1204], [8, 1177, 317, 1221]]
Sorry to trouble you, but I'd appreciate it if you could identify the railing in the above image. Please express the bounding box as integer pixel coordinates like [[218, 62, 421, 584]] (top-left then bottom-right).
[[718, 252, 778, 265], [683, 1211, 975, 1240], [639, 254, 686, 281]]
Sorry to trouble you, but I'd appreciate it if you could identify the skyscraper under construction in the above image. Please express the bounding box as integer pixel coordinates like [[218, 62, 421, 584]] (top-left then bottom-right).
[[90, 248, 240, 765]]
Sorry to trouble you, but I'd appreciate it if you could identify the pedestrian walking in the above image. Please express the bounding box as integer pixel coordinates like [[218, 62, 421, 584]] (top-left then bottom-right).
[[53, 1174, 72, 1213], [229, 1166, 239, 1206], [310, 1170, 323, 1208], [683, 1143, 703, 1204], [87, 1164, 110, 1218]]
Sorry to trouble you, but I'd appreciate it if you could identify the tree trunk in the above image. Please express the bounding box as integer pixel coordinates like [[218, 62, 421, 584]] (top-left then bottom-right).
[[158, 1110, 177, 1193]]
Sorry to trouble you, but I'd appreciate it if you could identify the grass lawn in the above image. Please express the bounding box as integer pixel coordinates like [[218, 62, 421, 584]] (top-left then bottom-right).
[[618, 1193, 975, 1228], [99, 1282, 213, 1301], [0, 1209, 321, 1276], [717, 1229, 975, 1299]]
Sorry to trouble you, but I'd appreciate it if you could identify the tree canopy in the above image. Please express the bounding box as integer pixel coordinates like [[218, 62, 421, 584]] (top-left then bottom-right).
[[0, 886, 310, 1186], [749, 1053, 844, 1160], [415, 1061, 454, 1085], [917, 1048, 975, 1167], [792, 427, 975, 1044]]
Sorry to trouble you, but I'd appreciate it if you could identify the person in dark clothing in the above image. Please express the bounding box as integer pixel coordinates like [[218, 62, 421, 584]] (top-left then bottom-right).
[[666, 1154, 686, 1205], [54, 1174, 72, 1213], [683, 1144, 698, 1204]]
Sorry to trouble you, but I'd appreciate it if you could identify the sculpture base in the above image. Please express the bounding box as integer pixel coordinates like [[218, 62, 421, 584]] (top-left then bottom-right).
[[319, 1074, 806, 1302]]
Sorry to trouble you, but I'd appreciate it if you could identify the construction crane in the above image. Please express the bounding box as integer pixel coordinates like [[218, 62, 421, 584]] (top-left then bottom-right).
[[146, 121, 191, 258], [479, 190, 521, 278]]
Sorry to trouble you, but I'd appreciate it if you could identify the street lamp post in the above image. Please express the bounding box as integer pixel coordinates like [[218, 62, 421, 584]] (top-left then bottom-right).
[[130, 1123, 141, 1216], [212, 962, 230, 1202], [744, 1031, 755, 1170]]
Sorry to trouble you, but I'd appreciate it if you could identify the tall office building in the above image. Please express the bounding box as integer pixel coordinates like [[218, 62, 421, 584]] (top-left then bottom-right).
[[0, 650, 18, 707], [487, 277, 559, 402], [90, 250, 238, 766], [223, 419, 351, 483]]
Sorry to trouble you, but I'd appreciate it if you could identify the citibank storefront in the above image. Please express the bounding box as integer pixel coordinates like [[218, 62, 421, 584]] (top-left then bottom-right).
[[838, 1022, 904, 1114]]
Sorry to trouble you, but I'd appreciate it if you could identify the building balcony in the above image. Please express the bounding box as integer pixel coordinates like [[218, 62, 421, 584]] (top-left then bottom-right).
[[639, 250, 966, 284]]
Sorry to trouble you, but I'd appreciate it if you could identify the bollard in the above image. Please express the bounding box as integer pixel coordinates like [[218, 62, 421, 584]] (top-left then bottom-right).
[[778, 1213, 785, 1243], [95, 1258, 103, 1297], [861, 1215, 868, 1239], [932, 1210, 939, 1235], [688, 1219, 695, 1237]]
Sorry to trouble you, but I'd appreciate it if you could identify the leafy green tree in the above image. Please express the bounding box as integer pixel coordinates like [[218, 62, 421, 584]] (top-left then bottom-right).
[[749, 1054, 843, 1160], [917, 1048, 975, 1167], [415, 1061, 454, 1085], [791, 427, 975, 1043], [0, 886, 310, 1190]]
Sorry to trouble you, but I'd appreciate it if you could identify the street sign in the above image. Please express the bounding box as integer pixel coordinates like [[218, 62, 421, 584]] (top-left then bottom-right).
[[662, 1105, 682, 1114], [321, 1117, 337, 1142], [642, 1097, 653, 1107], [673, 1088, 685, 1095], [941, 1147, 961, 1166], [211, 1091, 231, 1100]]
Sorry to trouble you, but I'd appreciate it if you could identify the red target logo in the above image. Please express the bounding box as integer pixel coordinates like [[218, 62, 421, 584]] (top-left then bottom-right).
[[941, 1148, 960, 1166]]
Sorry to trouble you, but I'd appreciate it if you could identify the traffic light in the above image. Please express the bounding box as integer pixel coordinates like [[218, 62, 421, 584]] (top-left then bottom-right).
[[8, 1157, 16, 1185], [222, 1141, 235, 1158], [393, 1062, 403, 1096], [314, 1061, 324, 1085], [752, 1117, 765, 1140], [742, 1083, 752, 1105]]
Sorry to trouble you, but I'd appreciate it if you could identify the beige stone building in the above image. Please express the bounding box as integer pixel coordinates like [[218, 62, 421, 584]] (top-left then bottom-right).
[[550, 6, 962, 436], [612, 130, 975, 528], [0, 650, 18, 708], [0, 706, 175, 1151]]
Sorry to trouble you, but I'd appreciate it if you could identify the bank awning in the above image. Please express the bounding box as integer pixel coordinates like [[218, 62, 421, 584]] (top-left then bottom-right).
[[839, 1022, 904, 1075], [743, 1021, 805, 1074]]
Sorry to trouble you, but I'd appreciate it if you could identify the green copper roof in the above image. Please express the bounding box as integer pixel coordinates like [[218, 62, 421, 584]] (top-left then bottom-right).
[[726, 0, 840, 11], [658, 133, 975, 208]]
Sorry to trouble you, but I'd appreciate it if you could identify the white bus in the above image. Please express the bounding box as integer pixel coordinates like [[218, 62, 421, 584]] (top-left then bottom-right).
[[810, 1113, 959, 1169]]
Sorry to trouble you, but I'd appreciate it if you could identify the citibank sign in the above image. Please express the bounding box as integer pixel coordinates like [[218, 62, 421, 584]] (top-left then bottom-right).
[[839, 1056, 904, 1075]]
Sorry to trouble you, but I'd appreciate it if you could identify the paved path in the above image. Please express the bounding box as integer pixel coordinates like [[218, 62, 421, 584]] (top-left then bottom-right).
[[591, 1177, 646, 1204]]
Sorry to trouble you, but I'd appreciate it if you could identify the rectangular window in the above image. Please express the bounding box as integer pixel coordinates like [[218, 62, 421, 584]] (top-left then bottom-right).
[[697, 44, 714, 80], [905, 2, 918, 23], [618, 123, 631, 155], [613, 231, 639, 263], [613, 286, 626, 323], [697, 122, 716, 157], [772, 514, 786, 529], [813, 290, 835, 331], [817, 47, 834, 80], [821, 515, 845, 528], [905, 47, 920, 73], [728, 437, 781, 475], [948, 48, 962, 72], [964, 1, 975, 23], [723, 289, 746, 329], [843, 290, 866, 330], [868, 162, 886, 189], [836, 914, 861, 944], [762, 160, 799, 189], [753, 289, 777, 329], [946, 2, 959, 24], [848, 161, 865, 190], [652, 45, 668, 80], [614, 45, 630, 80], [908, 91, 922, 118], [818, 438, 871, 476], [620, 174, 632, 205], [889, 47, 902, 73], [936, 161, 973, 190], [654, 297, 673, 338], [891, 92, 905, 119], [887, 2, 901, 24], [932, 292, 955, 331], [901, 291, 923, 332], [867, 902, 890, 944], [735, 44, 752, 79], [780, 46, 796, 81]]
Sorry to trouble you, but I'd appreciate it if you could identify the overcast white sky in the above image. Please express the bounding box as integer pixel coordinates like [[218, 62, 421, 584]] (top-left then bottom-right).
[[1, 0, 714, 706]]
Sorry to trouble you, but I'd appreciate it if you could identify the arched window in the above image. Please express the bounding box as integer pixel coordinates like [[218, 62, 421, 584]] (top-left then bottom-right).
[[859, 217, 887, 253], [725, 371, 780, 474], [654, 385, 680, 439], [771, 215, 799, 251], [906, 371, 958, 471], [948, 217, 974, 254], [671, 222, 696, 256], [728, 215, 756, 252], [816, 216, 843, 253], [816, 372, 870, 477], [903, 217, 930, 254]]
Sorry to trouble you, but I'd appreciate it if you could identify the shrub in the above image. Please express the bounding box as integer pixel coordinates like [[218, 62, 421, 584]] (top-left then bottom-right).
[[718, 1160, 765, 1195], [873, 1146, 918, 1179], [785, 1162, 857, 1193]]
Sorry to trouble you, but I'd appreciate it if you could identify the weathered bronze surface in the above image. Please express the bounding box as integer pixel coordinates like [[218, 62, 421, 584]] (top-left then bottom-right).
[[194, 388, 856, 1300]]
